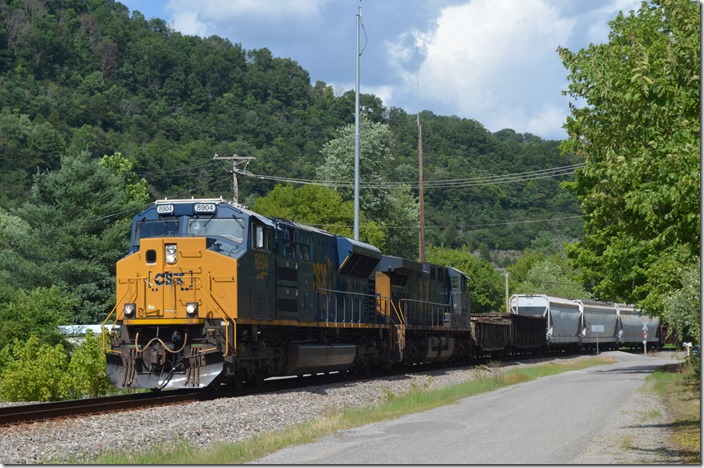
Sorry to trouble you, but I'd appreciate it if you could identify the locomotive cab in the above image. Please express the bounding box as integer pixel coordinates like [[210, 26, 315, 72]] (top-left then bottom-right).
[[104, 198, 249, 390]]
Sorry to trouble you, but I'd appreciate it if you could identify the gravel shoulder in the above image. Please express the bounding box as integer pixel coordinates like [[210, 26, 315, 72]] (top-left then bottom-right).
[[0, 351, 685, 464], [572, 352, 684, 464]]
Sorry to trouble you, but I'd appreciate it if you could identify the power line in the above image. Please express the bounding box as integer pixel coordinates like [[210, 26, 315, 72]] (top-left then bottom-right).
[[236, 163, 584, 190], [292, 214, 584, 231]]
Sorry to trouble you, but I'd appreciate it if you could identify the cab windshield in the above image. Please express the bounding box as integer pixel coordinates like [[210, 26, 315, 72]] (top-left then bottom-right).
[[187, 217, 244, 243], [136, 220, 179, 239]]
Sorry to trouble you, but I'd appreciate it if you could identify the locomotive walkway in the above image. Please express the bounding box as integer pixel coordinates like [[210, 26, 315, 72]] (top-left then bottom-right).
[[252, 351, 681, 464]]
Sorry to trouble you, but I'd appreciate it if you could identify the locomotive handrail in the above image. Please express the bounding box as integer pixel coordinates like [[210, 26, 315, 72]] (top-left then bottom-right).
[[316, 287, 379, 326], [398, 298, 452, 328], [199, 274, 235, 356], [377, 295, 406, 354], [101, 285, 135, 353]]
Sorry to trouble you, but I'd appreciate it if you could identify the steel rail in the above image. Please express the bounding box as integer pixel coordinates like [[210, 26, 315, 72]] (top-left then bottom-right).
[[0, 389, 206, 426]]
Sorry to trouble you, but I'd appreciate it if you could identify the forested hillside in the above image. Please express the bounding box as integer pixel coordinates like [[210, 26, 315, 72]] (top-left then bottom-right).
[[0, 0, 582, 256]]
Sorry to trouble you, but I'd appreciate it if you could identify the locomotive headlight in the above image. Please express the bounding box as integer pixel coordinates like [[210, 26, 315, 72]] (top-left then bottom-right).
[[185, 302, 199, 317], [165, 244, 177, 264], [123, 303, 136, 317]]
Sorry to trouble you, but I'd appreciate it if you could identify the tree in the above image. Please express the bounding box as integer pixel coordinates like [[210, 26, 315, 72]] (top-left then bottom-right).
[[0, 151, 148, 323], [426, 245, 504, 313], [317, 114, 418, 258], [510, 259, 591, 300], [508, 234, 590, 299], [253, 184, 384, 247], [0, 331, 113, 402], [0, 285, 75, 351], [557, 0, 699, 320], [661, 258, 700, 345]]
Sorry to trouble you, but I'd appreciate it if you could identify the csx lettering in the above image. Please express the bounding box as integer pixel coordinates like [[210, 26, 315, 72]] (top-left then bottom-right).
[[154, 272, 184, 286], [149, 270, 194, 290], [254, 252, 268, 271], [313, 262, 329, 290]]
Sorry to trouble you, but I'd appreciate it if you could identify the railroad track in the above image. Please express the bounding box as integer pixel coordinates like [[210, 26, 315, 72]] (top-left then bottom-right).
[[0, 371, 355, 426], [0, 352, 580, 427], [0, 389, 208, 426]]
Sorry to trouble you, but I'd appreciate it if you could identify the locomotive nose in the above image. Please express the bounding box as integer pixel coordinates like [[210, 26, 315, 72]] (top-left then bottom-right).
[[105, 346, 225, 390]]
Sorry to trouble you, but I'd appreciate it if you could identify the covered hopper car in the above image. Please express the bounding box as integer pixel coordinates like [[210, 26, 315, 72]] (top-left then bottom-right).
[[619, 304, 661, 349]]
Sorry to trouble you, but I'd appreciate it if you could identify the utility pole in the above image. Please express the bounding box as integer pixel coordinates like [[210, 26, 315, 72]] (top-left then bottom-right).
[[212, 154, 255, 206]]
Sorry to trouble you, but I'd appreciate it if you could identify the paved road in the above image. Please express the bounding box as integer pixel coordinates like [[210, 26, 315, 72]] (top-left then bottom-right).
[[252, 352, 679, 464]]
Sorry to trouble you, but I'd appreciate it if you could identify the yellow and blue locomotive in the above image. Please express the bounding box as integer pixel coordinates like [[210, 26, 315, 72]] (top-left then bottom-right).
[[103, 197, 472, 390]]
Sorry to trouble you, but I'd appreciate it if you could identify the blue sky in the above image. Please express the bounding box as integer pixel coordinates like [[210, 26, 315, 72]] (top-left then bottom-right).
[[119, 0, 642, 141]]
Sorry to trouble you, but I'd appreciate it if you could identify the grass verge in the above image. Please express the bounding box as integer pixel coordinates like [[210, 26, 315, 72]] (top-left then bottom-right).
[[648, 358, 701, 464], [88, 357, 614, 464]]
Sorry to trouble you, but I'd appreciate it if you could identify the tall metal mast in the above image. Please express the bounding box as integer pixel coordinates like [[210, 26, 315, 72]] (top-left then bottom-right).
[[416, 44, 426, 262], [418, 114, 426, 262], [353, 0, 362, 240]]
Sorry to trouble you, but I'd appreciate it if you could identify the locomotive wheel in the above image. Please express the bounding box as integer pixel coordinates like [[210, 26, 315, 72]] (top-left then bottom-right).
[[232, 375, 244, 389], [254, 371, 266, 387]]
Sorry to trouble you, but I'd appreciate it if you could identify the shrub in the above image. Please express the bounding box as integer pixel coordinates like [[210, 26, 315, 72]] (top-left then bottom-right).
[[66, 331, 114, 398], [0, 335, 71, 402]]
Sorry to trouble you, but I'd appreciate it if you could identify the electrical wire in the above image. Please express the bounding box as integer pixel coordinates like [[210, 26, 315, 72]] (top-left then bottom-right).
[[236, 163, 584, 190]]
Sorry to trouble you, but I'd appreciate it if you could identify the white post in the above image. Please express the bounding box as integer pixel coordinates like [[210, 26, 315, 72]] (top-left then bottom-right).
[[353, 0, 362, 241], [504, 271, 509, 314], [596, 332, 599, 356]]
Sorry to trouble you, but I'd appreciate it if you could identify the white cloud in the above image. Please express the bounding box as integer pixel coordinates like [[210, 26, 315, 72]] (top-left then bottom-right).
[[493, 104, 567, 136], [166, 0, 331, 37], [170, 10, 207, 36], [387, 0, 575, 137]]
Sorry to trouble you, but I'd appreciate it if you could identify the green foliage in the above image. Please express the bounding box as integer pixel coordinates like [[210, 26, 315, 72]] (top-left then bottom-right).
[[317, 114, 418, 258], [253, 184, 384, 247], [0, 331, 114, 402], [0, 152, 145, 323], [0, 335, 71, 402], [426, 245, 503, 313], [0, 285, 75, 351], [511, 259, 591, 300], [558, 0, 700, 316], [662, 258, 700, 344], [508, 235, 590, 299], [65, 331, 113, 399], [389, 110, 583, 252], [99, 152, 150, 206]]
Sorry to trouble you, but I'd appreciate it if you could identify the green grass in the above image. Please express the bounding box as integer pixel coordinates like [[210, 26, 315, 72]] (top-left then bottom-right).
[[648, 358, 701, 464], [87, 357, 614, 465]]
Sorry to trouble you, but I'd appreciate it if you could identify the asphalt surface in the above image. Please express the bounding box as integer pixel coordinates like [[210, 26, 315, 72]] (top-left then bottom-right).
[[251, 351, 680, 464]]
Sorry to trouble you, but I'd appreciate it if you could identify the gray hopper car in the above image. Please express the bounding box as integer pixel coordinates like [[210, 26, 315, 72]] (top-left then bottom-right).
[[510, 294, 583, 351]]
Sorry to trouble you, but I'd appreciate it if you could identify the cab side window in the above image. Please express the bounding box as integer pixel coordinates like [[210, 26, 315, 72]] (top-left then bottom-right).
[[252, 223, 271, 251]]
